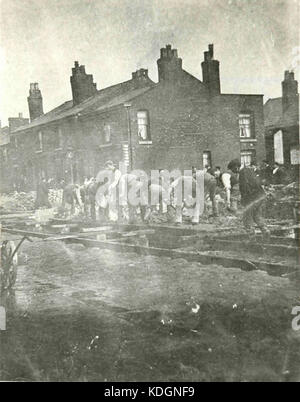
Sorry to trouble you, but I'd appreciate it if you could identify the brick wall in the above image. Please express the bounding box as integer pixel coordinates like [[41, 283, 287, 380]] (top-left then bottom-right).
[[129, 81, 264, 171]]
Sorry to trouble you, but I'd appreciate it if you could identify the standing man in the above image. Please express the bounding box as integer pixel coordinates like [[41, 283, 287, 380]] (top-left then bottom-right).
[[272, 162, 286, 185], [96, 160, 122, 222], [258, 160, 273, 185], [35, 177, 51, 209], [236, 159, 270, 239]]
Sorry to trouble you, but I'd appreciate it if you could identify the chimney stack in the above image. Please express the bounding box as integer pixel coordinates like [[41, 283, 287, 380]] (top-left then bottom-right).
[[201, 44, 220, 96], [282, 70, 298, 113], [8, 113, 29, 132], [27, 83, 44, 122], [70, 61, 97, 105], [157, 44, 183, 82]]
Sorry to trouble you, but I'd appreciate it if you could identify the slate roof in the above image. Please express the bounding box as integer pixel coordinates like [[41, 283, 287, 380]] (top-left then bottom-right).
[[12, 78, 155, 134], [0, 126, 10, 146]]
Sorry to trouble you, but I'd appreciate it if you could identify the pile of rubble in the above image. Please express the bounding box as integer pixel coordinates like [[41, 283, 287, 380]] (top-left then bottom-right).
[[0, 191, 36, 212], [48, 189, 63, 207], [0, 189, 65, 214], [265, 182, 299, 220]]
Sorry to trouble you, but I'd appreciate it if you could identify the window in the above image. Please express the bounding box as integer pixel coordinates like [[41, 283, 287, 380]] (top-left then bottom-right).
[[3, 148, 8, 162], [203, 151, 211, 169], [104, 124, 111, 143], [274, 130, 284, 164], [241, 150, 255, 167], [13, 136, 18, 149], [137, 110, 151, 143], [239, 114, 252, 138], [290, 145, 299, 165], [55, 127, 63, 149], [36, 131, 43, 152]]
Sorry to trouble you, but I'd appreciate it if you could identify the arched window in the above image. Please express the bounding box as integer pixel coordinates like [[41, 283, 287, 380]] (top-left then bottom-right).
[[137, 110, 151, 142]]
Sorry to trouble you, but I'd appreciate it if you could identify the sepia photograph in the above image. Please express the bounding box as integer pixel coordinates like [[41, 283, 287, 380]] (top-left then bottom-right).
[[0, 0, 299, 385]]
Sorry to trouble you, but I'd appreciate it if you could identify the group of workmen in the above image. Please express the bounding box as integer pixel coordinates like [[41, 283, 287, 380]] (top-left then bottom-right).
[[59, 157, 276, 239]]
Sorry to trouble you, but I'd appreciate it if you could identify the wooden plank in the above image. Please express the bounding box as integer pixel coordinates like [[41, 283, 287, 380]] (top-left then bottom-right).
[[1, 227, 51, 239], [213, 235, 299, 246], [81, 226, 113, 232], [0, 212, 34, 219], [64, 236, 298, 276]]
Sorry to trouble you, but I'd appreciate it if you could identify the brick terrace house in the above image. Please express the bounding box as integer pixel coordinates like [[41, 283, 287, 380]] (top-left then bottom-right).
[[264, 71, 299, 168], [0, 114, 29, 191], [1, 44, 265, 191]]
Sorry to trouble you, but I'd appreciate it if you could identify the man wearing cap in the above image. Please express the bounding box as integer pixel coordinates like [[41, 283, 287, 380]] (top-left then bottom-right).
[[239, 160, 270, 239]]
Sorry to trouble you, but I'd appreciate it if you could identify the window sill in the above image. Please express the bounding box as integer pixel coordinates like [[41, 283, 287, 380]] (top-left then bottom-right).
[[35, 150, 43, 153], [139, 141, 152, 145], [55, 148, 63, 151], [240, 138, 257, 142]]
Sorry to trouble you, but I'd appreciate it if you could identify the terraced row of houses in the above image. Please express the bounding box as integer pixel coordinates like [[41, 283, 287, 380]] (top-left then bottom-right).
[[0, 44, 298, 191]]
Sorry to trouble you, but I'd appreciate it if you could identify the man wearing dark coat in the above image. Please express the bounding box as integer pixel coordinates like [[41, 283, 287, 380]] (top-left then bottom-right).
[[35, 178, 51, 209], [236, 160, 270, 239]]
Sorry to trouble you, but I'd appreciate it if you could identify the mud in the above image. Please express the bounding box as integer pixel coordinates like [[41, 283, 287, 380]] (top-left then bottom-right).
[[0, 239, 299, 382]]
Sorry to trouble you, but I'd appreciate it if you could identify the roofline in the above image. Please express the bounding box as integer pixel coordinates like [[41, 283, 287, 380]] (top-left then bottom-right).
[[220, 93, 264, 97], [11, 86, 156, 136], [11, 74, 156, 134], [264, 97, 282, 105], [11, 114, 76, 136], [75, 85, 158, 120], [181, 69, 204, 84]]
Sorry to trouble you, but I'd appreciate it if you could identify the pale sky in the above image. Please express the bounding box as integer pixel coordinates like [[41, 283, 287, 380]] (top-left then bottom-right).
[[0, 0, 299, 126]]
